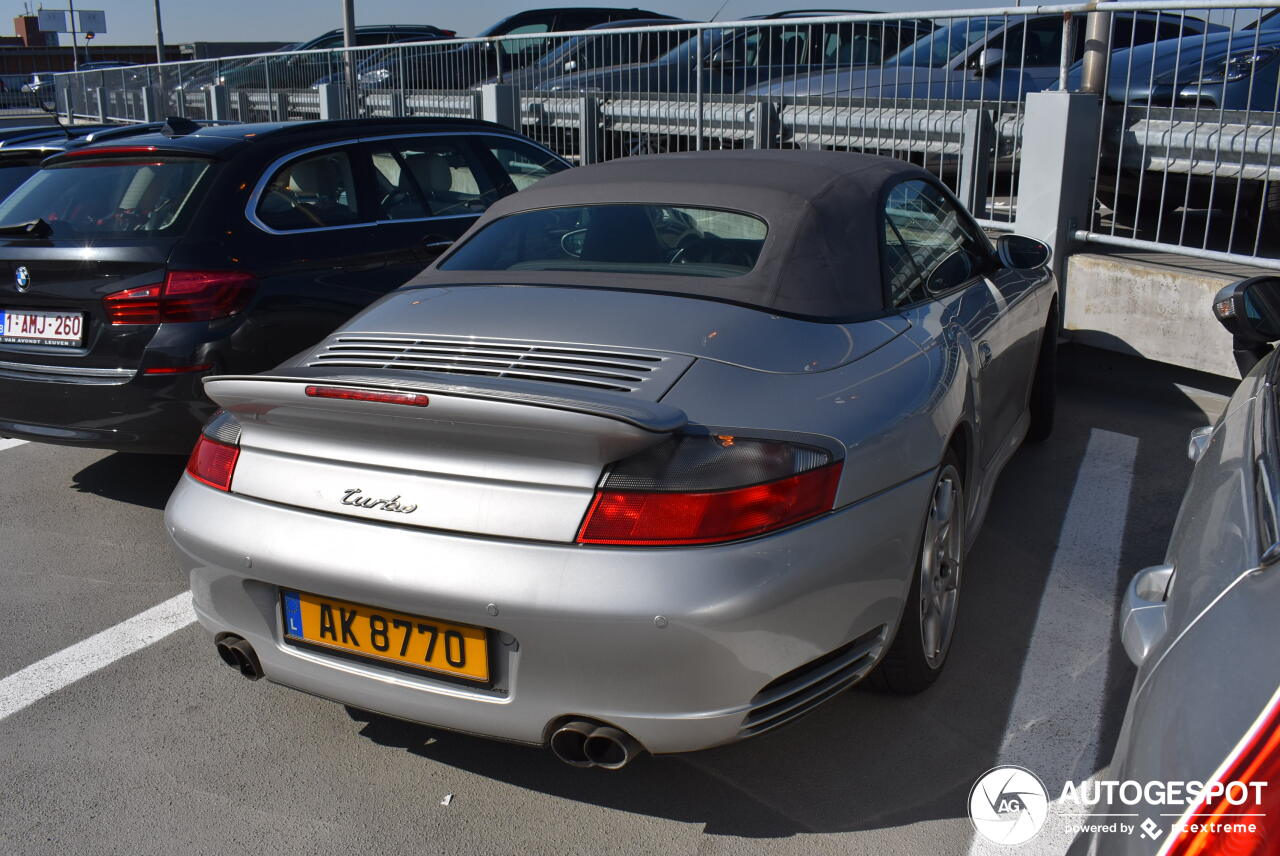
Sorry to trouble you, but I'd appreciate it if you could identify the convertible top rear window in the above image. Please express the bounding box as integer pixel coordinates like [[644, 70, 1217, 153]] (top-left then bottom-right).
[[439, 204, 768, 278]]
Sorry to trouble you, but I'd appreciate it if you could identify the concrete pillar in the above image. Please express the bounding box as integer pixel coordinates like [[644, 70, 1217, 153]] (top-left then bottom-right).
[[316, 83, 344, 120], [1013, 91, 1101, 290], [271, 91, 289, 122], [480, 83, 519, 130], [139, 88, 158, 123], [205, 84, 231, 121], [578, 94, 600, 165], [959, 107, 995, 218], [750, 101, 780, 149]]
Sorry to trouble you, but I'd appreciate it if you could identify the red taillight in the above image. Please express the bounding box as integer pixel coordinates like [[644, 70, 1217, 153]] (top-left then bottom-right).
[[1162, 688, 1280, 856], [103, 270, 256, 325], [577, 462, 842, 546], [186, 434, 239, 491], [304, 386, 430, 407]]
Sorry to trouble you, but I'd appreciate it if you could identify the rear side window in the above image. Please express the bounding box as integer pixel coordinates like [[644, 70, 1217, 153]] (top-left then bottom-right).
[[0, 157, 211, 238], [369, 139, 497, 220], [257, 149, 360, 231]]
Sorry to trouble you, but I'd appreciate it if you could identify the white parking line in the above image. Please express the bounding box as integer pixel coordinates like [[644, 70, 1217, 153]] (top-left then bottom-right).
[[967, 428, 1139, 855], [0, 438, 26, 452], [0, 591, 196, 723]]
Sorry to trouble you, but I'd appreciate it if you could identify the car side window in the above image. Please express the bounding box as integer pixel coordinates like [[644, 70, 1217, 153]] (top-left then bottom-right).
[[369, 138, 497, 220], [1014, 17, 1066, 66], [884, 179, 986, 306], [257, 148, 361, 231], [484, 139, 567, 190], [500, 23, 550, 57]]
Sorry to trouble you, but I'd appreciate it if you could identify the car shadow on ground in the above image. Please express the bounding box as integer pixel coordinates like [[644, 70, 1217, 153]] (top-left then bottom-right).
[[69, 452, 187, 509], [332, 347, 1232, 839]]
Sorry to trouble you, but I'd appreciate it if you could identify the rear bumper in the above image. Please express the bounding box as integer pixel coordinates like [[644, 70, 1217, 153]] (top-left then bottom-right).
[[165, 469, 936, 754], [0, 366, 212, 453]]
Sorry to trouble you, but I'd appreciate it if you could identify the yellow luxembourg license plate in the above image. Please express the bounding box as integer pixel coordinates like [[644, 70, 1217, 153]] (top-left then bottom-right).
[[281, 590, 489, 683]]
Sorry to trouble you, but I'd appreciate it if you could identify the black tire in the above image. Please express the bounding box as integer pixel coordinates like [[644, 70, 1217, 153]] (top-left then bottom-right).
[[874, 452, 965, 694], [1025, 307, 1058, 444]]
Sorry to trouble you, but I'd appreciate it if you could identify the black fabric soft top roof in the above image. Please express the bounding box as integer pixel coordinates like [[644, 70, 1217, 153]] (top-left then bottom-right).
[[415, 149, 937, 320]]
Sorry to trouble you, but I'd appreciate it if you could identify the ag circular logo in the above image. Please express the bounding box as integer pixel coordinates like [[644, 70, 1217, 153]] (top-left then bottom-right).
[[14, 265, 29, 292], [969, 765, 1050, 846]]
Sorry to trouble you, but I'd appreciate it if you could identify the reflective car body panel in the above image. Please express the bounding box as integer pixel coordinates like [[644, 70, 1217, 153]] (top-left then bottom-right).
[[1080, 360, 1278, 855], [166, 150, 1057, 754]]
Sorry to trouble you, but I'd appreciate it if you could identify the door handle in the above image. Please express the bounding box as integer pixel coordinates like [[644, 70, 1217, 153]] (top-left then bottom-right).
[[421, 234, 453, 252], [977, 341, 993, 367]]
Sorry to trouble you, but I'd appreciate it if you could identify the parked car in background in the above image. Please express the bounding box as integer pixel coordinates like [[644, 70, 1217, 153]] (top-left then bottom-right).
[[0, 117, 567, 453], [348, 7, 668, 90], [165, 149, 1059, 768], [537, 10, 933, 96], [474, 16, 686, 90], [751, 11, 1218, 101], [1064, 14, 1280, 109], [217, 25, 457, 91], [1070, 17, 1280, 240], [20, 72, 58, 97], [1069, 275, 1280, 856]]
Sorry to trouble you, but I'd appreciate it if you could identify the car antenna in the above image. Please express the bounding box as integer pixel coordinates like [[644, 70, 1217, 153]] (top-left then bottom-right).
[[35, 95, 73, 139], [709, 0, 731, 21]]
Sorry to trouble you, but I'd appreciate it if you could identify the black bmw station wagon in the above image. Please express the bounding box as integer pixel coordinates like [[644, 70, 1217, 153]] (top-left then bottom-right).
[[0, 117, 568, 452]]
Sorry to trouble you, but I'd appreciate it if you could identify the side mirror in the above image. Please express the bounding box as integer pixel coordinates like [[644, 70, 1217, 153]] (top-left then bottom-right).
[[707, 47, 742, 69], [996, 234, 1050, 270], [1212, 276, 1280, 375], [560, 228, 586, 258], [975, 47, 1004, 76]]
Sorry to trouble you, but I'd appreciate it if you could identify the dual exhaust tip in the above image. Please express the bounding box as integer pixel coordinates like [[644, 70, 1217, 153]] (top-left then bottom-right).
[[550, 720, 644, 770], [213, 638, 640, 769], [214, 633, 264, 680]]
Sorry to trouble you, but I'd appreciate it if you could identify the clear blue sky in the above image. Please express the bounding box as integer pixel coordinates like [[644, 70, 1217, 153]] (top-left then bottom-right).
[[22, 0, 979, 46]]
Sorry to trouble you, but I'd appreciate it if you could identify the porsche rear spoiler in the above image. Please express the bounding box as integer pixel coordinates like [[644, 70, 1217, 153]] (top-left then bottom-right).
[[203, 368, 687, 434]]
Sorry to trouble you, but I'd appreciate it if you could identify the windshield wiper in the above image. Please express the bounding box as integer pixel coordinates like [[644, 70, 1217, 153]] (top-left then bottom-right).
[[0, 218, 52, 238]]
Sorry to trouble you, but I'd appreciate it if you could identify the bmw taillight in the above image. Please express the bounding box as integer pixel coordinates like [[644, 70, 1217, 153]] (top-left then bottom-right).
[[1162, 688, 1280, 856], [186, 410, 241, 491], [104, 270, 256, 325], [576, 434, 842, 546]]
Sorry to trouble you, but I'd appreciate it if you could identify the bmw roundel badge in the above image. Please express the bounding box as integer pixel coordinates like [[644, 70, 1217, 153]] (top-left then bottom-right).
[[14, 266, 30, 293]]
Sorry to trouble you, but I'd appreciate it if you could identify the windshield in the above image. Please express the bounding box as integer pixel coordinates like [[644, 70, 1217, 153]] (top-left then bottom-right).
[[0, 158, 212, 238], [887, 18, 1004, 68], [440, 204, 767, 278]]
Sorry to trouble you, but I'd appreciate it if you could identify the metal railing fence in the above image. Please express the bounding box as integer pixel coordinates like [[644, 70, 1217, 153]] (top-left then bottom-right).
[[49, 3, 1280, 265]]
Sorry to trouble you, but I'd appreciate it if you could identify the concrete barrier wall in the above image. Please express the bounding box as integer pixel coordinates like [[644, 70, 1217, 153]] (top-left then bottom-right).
[[1064, 253, 1239, 379]]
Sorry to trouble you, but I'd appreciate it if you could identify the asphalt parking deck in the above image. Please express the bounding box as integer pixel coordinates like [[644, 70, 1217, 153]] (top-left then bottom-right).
[[0, 346, 1237, 856]]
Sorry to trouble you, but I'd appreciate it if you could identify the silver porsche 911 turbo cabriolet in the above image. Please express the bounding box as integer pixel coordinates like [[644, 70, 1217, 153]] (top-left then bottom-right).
[[165, 150, 1058, 768]]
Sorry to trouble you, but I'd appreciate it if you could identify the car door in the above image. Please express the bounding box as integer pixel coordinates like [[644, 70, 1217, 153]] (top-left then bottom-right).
[[240, 142, 396, 364], [883, 178, 1017, 470]]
